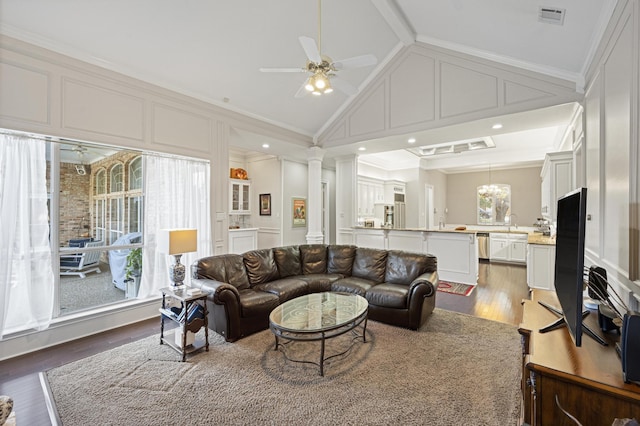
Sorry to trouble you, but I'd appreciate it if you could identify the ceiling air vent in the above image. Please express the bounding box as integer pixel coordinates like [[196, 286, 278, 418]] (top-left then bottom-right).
[[538, 7, 565, 25]]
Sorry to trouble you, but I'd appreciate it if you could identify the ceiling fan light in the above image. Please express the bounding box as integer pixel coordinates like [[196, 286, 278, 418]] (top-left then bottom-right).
[[312, 90, 322, 96], [305, 80, 314, 92], [315, 76, 326, 89], [324, 86, 333, 94]]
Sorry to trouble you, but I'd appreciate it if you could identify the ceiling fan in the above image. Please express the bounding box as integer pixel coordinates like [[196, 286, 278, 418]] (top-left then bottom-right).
[[259, 0, 377, 97]]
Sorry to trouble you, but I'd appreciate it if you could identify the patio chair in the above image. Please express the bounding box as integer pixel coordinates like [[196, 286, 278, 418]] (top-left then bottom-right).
[[60, 240, 104, 278]]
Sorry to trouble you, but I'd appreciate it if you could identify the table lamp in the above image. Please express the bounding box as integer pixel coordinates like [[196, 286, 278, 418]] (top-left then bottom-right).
[[158, 228, 197, 287]]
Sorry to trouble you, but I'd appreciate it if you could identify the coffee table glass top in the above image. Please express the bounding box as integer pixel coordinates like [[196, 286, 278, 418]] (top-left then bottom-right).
[[269, 292, 368, 333]]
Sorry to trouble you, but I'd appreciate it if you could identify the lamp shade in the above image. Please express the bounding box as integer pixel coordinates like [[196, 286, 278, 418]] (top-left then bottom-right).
[[157, 229, 197, 255]]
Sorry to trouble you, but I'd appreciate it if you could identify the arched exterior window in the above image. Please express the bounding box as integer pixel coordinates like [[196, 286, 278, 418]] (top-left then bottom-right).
[[127, 156, 143, 233], [109, 163, 125, 243], [129, 156, 143, 190], [95, 169, 106, 195], [477, 184, 511, 225], [110, 163, 124, 193], [94, 168, 107, 242]]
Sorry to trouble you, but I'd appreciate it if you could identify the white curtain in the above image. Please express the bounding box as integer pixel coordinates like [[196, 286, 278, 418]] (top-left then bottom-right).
[[0, 134, 54, 339], [137, 155, 212, 298]]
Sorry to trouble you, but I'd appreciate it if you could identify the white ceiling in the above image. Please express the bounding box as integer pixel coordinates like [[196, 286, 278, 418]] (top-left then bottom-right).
[[0, 0, 617, 170]]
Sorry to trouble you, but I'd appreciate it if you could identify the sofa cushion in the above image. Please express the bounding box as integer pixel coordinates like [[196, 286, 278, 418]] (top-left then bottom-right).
[[193, 254, 250, 290], [352, 248, 387, 283], [365, 283, 408, 309], [331, 276, 377, 296], [237, 288, 280, 317], [327, 245, 356, 276], [296, 273, 343, 293], [273, 245, 302, 278], [300, 244, 328, 274], [243, 249, 280, 285], [254, 277, 309, 303], [385, 250, 435, 284]]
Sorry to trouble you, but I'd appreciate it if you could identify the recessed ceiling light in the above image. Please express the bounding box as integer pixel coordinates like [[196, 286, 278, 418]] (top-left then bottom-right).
[[492, 124, 503, 130], [262, 144, 269, 148], [408, 138, 416, 144], [358, 147, 366, 151]]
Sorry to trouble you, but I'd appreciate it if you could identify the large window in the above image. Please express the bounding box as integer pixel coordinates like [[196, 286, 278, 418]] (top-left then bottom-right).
[[2, 128, 211, 338], [477, 184, 511, 225], [54, 142, 145, 315]]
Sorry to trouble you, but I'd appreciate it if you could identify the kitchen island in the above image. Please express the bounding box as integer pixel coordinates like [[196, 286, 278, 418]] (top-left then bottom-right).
[[352, 227, 479, 285]]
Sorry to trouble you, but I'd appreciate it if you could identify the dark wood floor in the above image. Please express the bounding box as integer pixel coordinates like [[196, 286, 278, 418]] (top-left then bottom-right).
[[0, 261, 530, 425]]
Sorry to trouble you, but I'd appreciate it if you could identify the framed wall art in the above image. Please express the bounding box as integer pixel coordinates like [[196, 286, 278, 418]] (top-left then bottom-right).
[[292, 197, 306, 227], [259, 193, 271, 216]]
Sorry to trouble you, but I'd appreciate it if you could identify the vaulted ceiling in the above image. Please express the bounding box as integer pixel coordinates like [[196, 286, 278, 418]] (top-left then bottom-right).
[[0, 0, 617, 169]]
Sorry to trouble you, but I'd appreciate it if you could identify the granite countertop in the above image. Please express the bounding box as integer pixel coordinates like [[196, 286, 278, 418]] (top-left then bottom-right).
[[354, 226, 479, 234], [527, 233, 556, 245], [354, 226, 555, 244]]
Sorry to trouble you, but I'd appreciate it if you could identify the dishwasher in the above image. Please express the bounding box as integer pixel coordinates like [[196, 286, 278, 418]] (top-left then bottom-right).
[[477, 232, 490, 260]]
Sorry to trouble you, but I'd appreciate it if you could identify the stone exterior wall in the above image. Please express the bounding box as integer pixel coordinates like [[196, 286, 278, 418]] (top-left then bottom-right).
[[58, 163, 91, 246]]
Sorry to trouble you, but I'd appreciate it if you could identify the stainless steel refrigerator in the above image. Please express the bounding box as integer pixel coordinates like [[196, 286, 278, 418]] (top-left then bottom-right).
[[393, 202, 405, 229]]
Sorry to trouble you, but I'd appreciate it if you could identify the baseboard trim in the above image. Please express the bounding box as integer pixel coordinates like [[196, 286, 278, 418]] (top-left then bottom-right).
[[39, 372, 61, 426]]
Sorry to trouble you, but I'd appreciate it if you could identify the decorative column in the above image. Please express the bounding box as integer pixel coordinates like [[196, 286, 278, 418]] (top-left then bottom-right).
[[306, 146, 325, 244]]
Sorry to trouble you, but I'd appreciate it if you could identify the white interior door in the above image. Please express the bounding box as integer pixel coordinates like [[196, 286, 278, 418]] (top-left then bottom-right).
[[425, 185, 435, 229]]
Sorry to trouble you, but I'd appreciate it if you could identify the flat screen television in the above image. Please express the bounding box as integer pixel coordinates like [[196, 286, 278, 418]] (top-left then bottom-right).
[[538, 187, 607, 346], [553, 187, 587, 346]]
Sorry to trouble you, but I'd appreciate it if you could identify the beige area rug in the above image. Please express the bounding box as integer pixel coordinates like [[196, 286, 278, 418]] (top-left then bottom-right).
[[45, 309, 521, 425]]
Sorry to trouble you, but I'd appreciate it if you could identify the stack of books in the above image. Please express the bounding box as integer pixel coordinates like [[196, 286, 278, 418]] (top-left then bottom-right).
[[177, 303, 204, 323]]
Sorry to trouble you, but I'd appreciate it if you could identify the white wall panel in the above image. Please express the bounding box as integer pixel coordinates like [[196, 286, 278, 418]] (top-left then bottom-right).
[[602, 14, 632, 275], [151, 102, 211, 154], [322, 43, 579, 146], [503, 81, 553, 105], [0, 62, 50, 125], [335, 156, 357, 244], [348, 82, 386, 137], [62, 78, 144, 142], [389, 52, 435, 128], [258, 229, 281, 250], [354, 229, 386, 249], [387, 231, 424, 253], [584, 73, 601, 259], [440, 62, 498, 118]]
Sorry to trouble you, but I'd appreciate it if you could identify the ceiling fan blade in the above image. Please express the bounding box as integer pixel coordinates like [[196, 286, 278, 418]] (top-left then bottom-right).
[[333, 54, 378, 70], [299, 36, 322, 64], [259, 67, 307, 73], [331, 77, 358, 96]]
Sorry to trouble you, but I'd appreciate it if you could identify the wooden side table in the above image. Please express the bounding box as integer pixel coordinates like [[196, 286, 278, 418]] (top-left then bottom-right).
[[519, 289, 640, 425], [159, 286, 209, 361]]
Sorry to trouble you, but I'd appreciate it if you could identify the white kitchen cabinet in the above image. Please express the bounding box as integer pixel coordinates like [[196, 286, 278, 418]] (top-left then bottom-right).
[[357, 177, 384, 217], [490, 234, 509, 261], [511, 239, 527, 263], [540, 151, 573, 221], [490, 233, 527, 264], [228, 228, 258, 254], [384, 180, 406, 204], [526, 243, 556, 290], [230, 179, 251, 214]]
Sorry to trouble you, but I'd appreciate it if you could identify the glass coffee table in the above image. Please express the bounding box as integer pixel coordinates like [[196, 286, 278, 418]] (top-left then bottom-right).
[[269, 292, 368, 376]]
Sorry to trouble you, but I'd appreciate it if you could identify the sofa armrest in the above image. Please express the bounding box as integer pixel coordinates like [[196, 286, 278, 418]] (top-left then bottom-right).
[[190, 278, 240, 305], [408, 271, 438, 298]]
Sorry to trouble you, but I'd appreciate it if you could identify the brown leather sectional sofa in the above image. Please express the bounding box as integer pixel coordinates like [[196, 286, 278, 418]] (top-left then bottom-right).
[[190, 244, 438, 342]]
